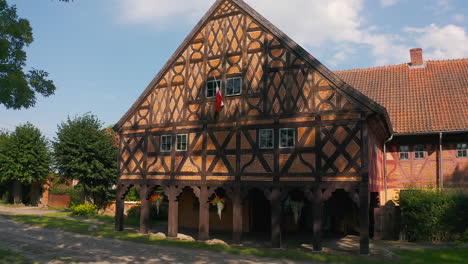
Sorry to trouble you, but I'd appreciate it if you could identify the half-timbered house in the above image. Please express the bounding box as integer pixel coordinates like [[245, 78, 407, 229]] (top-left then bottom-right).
[[113, 0, 467, 253]]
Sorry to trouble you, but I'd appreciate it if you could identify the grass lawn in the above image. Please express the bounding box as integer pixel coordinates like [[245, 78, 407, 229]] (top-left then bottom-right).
[[0, 249, 34, 264], [394, 248, 468, 264], [1, 213, 467, 264], [44, 211, 160, 227]]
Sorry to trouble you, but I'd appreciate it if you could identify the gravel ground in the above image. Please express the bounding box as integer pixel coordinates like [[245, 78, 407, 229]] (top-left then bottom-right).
[[0, 216, 307, 264]]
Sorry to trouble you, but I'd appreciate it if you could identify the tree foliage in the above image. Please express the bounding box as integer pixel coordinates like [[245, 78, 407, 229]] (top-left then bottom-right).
[[0, 123, 51, 184], [0, 0, 56, 109], [53, 114, 118, 208]]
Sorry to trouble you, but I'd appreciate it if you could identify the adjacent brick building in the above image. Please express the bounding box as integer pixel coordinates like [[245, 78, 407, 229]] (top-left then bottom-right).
[[336, 51, 468, 204]]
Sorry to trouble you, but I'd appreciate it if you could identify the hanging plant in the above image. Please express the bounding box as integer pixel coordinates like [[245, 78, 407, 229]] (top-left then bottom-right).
[[210, 195, 225, 220], [149, 194, 164, 215], [286, 197, 304, 224]]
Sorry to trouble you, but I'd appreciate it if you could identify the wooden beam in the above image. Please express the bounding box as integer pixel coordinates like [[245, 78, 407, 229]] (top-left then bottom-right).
[[115, 186, 125, 232], [270, 187, 282, 248], [139, 185, 150, 234], [167, 187, 180, 238], [232, 188, 243, 244], [359, 182, 370, 254], [313, 187, 323, 251], [198, 186, 210, 240]]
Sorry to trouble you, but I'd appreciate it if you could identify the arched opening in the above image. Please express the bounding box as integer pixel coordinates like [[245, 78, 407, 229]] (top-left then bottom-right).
[[178, 186, 199, 233], [282, 189, 312, 234], [323, 189, 359, 237], [243, 188, 271, 245], [208, 188, 232, 232], [146, 185, 167, 231]]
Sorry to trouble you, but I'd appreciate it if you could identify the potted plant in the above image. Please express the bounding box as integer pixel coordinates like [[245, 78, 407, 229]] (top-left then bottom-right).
[[286, 197, 304, 224], [149, 194, 164, 215], [210, 195, 225, 220]]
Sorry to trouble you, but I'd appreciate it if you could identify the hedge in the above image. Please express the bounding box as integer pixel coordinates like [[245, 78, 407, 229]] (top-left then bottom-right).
[[399, 189, 468, 242]]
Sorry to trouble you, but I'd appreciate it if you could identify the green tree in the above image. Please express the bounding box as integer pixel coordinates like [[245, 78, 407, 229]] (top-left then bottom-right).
[[53, 114, 118, 208], [0, 0, 56, 109], [0, 123, 52, 204]]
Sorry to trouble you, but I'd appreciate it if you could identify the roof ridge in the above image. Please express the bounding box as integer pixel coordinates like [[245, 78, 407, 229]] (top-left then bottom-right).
[[335, 58, 468, 73]]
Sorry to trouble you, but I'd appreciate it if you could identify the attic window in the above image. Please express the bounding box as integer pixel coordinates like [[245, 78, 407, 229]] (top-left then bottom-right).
[[399, 145, 409, 160], [279, 128, 295, 148], [176, 134, 188, 151], [259, 129, 274, 149], [206, 80, 221, 98], [414, 144, 425, 159], [160, 135, 173, 152], [226, 77, 242, 96], [457, 143, 467, 158]]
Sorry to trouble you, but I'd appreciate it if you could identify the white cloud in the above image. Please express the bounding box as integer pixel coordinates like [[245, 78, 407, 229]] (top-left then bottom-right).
[[381, 0, 401, 7], [117, 0, 213, 27], [114, 0, 412, 66], [405, 24, 468, 59]]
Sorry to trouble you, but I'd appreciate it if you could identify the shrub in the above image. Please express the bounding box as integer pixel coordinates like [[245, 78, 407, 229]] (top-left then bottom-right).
[[126, 204, 168, 220], [70, 203, 98, 216], [124, 186, 140, 201], [399, 189, 468, 242]]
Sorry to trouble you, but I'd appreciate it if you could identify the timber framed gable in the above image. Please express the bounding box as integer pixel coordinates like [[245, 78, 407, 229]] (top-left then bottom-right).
[[115, 0, 390, 131], [116, 0, 391, 184]]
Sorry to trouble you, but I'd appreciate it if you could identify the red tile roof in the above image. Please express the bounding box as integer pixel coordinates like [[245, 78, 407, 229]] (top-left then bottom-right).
[[335, 59, 468, 134]]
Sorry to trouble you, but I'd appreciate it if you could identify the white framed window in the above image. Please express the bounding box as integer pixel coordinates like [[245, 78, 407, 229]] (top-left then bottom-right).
[[259, 129, 274, 149], [176, 134, 188, 151], [457, 143, 467, 158], [399, 145, 409, 160], [279, 128, 295, 148], [160, 135, 173, 152], [206, 80, 221, 98], [414, 144, 425, 159], [226, 77, 242, 96]]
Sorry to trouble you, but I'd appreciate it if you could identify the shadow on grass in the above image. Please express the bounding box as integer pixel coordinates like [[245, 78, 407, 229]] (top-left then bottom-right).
[[0, 248, 34, 264], [394, 248, 468, 264]]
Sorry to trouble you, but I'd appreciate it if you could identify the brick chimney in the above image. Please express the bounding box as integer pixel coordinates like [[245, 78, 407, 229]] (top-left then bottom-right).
[[410, 48, 424, 66]]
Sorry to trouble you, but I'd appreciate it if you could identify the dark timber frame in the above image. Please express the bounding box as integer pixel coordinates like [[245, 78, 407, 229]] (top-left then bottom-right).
[[114, 0, 391, 255]]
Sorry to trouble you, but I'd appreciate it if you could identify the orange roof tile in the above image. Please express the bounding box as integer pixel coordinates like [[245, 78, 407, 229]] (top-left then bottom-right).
[[335, 59, 468, 134]]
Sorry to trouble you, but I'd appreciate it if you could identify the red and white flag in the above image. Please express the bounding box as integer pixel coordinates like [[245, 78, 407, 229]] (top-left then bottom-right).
[[215, 78, 224, 111]]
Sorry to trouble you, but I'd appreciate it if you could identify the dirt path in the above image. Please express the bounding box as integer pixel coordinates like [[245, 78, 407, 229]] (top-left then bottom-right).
[[0, 205, 61, 216], [0, 216, 308, 264]]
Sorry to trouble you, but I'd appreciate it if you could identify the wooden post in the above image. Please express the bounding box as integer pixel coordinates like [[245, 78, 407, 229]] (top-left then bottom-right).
[[139, 185, 150, 234], [198, 186, 210, 241], [270, 188, 282, 248], [115, 186, 125, 231], [360, 184, 370, 254], [167, 190, 179, 238], [232, 190, 243, 244], [313, 187, 323, 251]]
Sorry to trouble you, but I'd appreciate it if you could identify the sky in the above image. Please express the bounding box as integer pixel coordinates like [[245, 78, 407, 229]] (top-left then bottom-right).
[[1, 0, 467, 138]]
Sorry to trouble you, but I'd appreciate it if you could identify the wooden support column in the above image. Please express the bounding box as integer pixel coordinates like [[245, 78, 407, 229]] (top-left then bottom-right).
[[115, 186, 125, 232], [270, 188, 282, 248], [359, 183, 370, 254], [198, 186, 210, 241], [232, 189, 243, 244], [313, 187, 323, 251], [167, 189, 179, 238], [139, 185, 150, 234]]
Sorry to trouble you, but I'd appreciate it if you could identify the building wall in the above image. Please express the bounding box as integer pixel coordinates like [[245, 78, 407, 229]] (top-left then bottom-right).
[[368, 126, 384, 194], [117, 0, 386, 184], [382, 133, 468, 203]]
